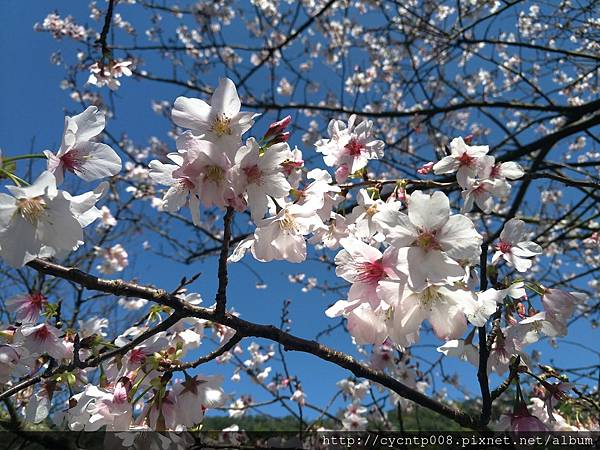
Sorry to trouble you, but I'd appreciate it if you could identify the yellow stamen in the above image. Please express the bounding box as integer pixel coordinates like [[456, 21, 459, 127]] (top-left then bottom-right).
[[16, 197, 46, 224], [211, 114, 232, 136], [205, 166, 224, 183]]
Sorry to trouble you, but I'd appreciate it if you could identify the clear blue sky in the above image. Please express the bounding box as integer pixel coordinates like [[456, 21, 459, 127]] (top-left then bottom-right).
[[0, 0, 597, 420]]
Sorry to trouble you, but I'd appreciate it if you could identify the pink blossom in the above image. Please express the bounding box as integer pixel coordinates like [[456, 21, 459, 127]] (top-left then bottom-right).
[[6, 292, 47, 324], [315, 114, 385, 173], [492, 218, 542, 272], [433, 137, 489, 188], [417, 161, 434, 175], [44, 106, 121, 184]]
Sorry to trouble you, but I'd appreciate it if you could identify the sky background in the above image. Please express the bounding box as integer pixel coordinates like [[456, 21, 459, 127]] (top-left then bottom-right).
[[0, 0, 597, 420]]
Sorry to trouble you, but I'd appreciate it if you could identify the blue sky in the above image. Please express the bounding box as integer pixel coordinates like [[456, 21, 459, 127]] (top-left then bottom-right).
[[0, 0, 597, 420]]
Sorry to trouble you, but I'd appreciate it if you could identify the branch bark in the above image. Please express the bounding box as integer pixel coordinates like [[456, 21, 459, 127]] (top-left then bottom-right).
[[25, 258, 483, 430]]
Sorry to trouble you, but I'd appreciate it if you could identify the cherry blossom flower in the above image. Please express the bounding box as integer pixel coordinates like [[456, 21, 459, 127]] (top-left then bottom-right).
[[344, 303, 388, 345], [417, 161, 434, 175], [97, 205, 117, 228], [437, 339, 479, 365], [171, 375, 225, 427], [337, 379, 370, 400], [172, 132, 237, 210], [68, 382, 132, 431], [6, 292, 47, 324], [18, 323, 70, 360], [315, 114, 384, 173], [118, 297, 148, 310], [308, 212, 350, 249], [44, 106, 121, 184], [87, 60, 133, 91], [378, 190, 482, 291], [461, 178, 510, 213], [143, 390, 180, 430], [149, 151, 202, 225], [172, 78, 258, 152], [230, 201, 325, 263], [296, 169, 343, 222], [496, 404, 548, 432], [281, 147, 304, 189], [492, 218, 542, 272], [370, 345, 394, 371], [25, 390, 51, 424], [333, 237, 402, 309], [78, 317, 109, 338], [290, 388, 306, 406], [234, 137, 293, 221], [541, 288, 584, 332], [347, 189, 401, 241], [342, 403, 369, 430], [433, 137, 489, 188], [384, 283, 486, 346], [0, 344, 28, 383], [462, 289, 500, 327], [487, 322, 534, 375], [95, 244, 129, 274], [478, 155, 525, 182], [528, 397, 586, 431], [0, 171, 105, 267]]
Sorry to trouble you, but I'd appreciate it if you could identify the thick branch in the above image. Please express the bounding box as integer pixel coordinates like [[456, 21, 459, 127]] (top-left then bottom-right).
[[25, 258, 482, 430]]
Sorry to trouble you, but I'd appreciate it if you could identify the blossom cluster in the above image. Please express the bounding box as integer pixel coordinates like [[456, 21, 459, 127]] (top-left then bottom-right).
[[0, 75, 592, 434]]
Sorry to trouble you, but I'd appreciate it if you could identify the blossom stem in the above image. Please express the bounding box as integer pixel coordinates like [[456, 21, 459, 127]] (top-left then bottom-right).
[[2, 153, 47, 162], [0, 168, 28, 186]]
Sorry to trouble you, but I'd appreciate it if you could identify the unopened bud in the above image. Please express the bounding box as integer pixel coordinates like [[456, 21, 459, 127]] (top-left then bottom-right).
[[267, 131, 290, 146], [264, 115, 292, 141], [417, 161, 434, 175]]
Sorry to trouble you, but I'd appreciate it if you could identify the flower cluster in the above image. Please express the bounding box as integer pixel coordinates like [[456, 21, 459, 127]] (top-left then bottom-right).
[[0, 73, 591, 434]]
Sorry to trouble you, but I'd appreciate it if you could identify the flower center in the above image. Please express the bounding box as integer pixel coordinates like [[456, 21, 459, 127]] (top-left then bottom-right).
[[366, 204, 378, 217], [129, 348, 146, 364], [281, 160, 303, 175], [205, 165, 225, 183], [344, 138, 364, 156], [415, 230, 440, 251], [30, 293, 46, 306], [211, 114, 232, 136], [496, 240, 512, 253], [17, 197, 46, 224], [33, 325, 51, 342], [490, 164, 502, 178], [278, 210, 298, 232], [356, 259, 386, 284], [458, 152, 475, 167], [243, 164, 262, 184], [419, 287, 442, 309], [112, 384, 128, 404], [60, 149, 85, 171]]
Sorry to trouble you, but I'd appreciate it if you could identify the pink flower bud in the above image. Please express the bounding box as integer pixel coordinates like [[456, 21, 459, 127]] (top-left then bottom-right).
[[335, 164, 350, 183], [417, 161, 434, 175], [264, 115, 292, 140], [268, 131, 290, 145]]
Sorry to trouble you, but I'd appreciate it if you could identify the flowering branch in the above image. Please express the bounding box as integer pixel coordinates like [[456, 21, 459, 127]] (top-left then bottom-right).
[[24, 258, 481, 430]]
